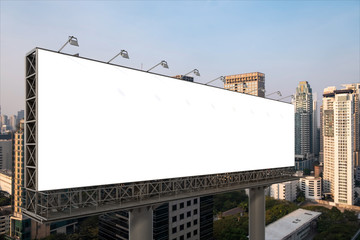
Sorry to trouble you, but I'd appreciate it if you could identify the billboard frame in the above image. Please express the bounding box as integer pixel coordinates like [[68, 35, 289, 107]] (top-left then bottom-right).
[[23, 48, 296, 222]]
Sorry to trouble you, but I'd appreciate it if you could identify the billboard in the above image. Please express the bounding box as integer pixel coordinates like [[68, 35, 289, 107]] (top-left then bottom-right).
[[35, 49, 294, 191]]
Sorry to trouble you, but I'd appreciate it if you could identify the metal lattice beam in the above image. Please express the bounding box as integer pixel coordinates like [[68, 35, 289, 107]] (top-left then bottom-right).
[[25, 49, 38, 191], [22, 167, 297, 223]]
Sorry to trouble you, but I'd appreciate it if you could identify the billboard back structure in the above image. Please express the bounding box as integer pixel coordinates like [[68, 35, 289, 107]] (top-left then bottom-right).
[[27, 48, 294, 191]]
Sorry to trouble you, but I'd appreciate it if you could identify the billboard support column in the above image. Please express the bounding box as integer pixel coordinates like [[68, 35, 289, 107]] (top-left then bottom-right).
[[249, 186, 265, 240], [129, 206, 153, 240]]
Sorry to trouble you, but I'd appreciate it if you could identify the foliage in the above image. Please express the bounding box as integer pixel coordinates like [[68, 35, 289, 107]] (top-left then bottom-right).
[[303, 168, 311, 175], [265, 197, 298, 225], [302, 206, 359, 240], [214, 216, 248, 240], [214, 196, 299, 239], [295, 186, 305, 203], [213, 190, 248, 214]]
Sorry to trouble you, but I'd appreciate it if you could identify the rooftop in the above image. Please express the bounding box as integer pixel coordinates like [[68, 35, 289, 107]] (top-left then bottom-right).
[[265, 208, 321, 240]]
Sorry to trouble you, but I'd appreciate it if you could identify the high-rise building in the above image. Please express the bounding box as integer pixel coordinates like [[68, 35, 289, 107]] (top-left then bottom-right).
[[12, 120, 24, 219], [224, 72, 265, 97], [322, 85, 356, 205], [0, 134, 12, 170], [9, 115, 17, 131], [10, 119, 32, 239], [319, 105, 324, 163], [294, 81, 313, 156], [16, 110, 24, 127], [1, 115, 8, 127], [312, 94, 319, 156], [342, 84, 360, 168]]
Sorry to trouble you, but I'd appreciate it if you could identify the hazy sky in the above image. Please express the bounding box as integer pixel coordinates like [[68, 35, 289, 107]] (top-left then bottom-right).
[[1, 0, 359, 116]]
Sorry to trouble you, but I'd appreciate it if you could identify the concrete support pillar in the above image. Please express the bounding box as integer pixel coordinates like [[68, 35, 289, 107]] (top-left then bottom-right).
[[249, 187, 265, 240], [129, 206, 153, 240]]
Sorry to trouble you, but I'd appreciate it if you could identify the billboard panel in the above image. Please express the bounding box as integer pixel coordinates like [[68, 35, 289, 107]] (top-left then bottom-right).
[[37, 49, 294, 191]]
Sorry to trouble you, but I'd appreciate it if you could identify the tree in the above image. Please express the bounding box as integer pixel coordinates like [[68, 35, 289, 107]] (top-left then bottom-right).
[[303, 168, 311, 175], [296, 186, 305, 203], [214, 190, 248, 213], [214, 216, 248, 240]]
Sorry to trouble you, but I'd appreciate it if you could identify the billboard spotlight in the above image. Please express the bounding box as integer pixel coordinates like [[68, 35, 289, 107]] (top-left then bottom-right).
[[147, 60, 169, 72], [58, 36, 79, 53], [107, 50, 129, 63]]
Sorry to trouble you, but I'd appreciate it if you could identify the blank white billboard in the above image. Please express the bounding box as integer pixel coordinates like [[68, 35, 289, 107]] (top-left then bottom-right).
[[36, 49, 294, 191]]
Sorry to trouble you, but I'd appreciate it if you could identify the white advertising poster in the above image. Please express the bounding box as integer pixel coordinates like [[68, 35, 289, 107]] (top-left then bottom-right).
[[36, 49, 294, 191]]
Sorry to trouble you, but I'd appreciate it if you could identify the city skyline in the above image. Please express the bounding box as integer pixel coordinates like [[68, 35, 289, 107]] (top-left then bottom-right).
[[1, 1, 359, 116]]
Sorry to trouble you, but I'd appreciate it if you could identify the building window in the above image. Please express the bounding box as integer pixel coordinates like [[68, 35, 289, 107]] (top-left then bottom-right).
[[172, 204, 177, 211], [180, 236, 184, 240], [180, 202, 184, 209], [187, 222, 191, 228], [194, 229, 198, 236], [172, 216, 177, 222], [187, 200, 191, 206], [193, 219, 198, 225], [187, 232, 191, 238], [187, 211, 191, 217], [180, 224, 184, 231], [194, 199, 198, 204], [180, 213, 184, 220], [172, 227, 177, 234], [193, 209, 198, 215]]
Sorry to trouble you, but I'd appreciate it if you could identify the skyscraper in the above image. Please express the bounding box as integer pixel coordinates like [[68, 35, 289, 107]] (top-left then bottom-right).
[[322, 85, 357, 205], [224, 72, 265, 97], [294, 81, 313, 156], [312, 94, 320, 157], [294, 81, 315, 171], [342, 84, 360, 169]]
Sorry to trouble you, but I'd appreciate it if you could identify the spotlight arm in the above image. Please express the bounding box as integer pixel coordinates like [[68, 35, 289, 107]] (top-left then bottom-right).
[[266, 91, 282, 97], [205, 76, 225, 85], [147, 62, 162, 72], [107, 50, 129, 63], [58, 36, 78, 53]]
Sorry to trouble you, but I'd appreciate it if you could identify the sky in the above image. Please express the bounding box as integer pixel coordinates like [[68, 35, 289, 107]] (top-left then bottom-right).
[[0, 0, 359, 116]]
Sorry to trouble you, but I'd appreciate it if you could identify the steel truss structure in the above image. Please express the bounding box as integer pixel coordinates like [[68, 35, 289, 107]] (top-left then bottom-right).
[[23, 49, 297, 223]]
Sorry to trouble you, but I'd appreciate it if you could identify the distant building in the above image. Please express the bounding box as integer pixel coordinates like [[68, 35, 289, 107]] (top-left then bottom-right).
[[0, 134, 12, 170], [9, 115, 17, 131], [300, 176, 322, 200], [0, 205, 11, 235], [265, 208, 321, 240], [0, 169, 12, 195], [322, 85, 357, 205], [224, 72, 265, 97], [16, 110, 24, 127], [173, 75, 194, 82], [319, 105, 324, 163], [295, 81, 313, 156], [312, 94, 319, 157], [1, 115, 8, 127], [294, 81, 315, 171], [314, 164, 323, 178], [295, 155, 313, 172], [270, 181, 298, 202], [342, 84, 360, 169]]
